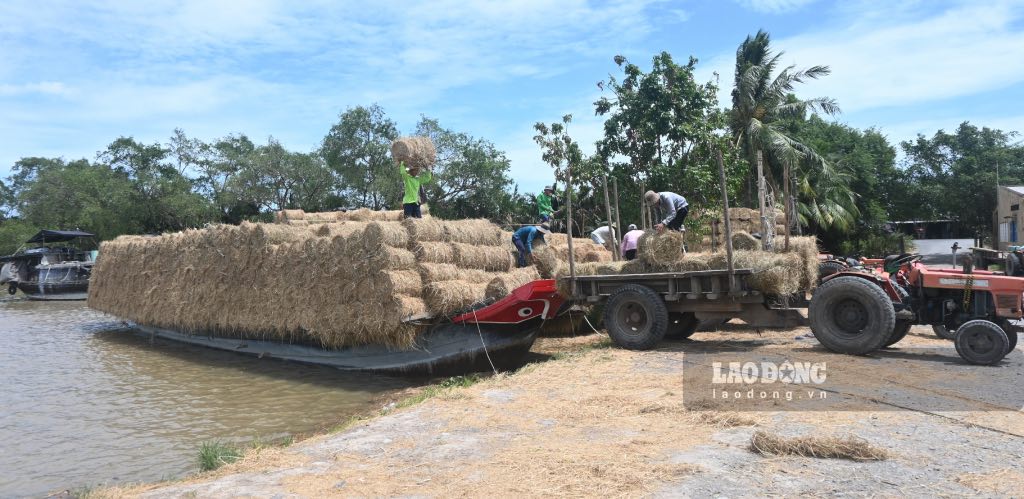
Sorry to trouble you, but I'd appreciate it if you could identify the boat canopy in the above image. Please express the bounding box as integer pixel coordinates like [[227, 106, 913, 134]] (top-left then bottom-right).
[[26, 230, 95, 244]]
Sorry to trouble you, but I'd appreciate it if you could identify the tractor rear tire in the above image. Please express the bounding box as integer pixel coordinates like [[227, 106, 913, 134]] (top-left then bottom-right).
[[665, 312, 699, 339], [818, 261, 847, 283], [998, 320, 1019, 353], [884, 320, 913, 348], [954, 320, 1010, 365], [604, 284, 668, 350], [932, 324, 956, 340], [809, 276, 896, 355]]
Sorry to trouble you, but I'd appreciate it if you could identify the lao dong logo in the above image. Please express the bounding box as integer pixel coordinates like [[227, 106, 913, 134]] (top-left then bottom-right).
[[712, 361, 827, 385]]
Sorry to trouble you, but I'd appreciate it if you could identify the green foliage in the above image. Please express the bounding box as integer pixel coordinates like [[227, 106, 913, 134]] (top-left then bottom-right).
[[196, 441, 242, 472], [321, 104, 400, 209], [0, 219, 39, 255], [900, 122, 1024, 242]]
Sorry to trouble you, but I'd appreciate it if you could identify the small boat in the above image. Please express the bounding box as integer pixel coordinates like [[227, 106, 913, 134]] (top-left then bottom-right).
[[0, 230, 97, 300]]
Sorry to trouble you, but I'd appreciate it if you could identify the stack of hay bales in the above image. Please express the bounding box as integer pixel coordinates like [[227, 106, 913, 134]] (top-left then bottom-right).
[[89, 217, 551, 351], [684, 207, 789, 252], [555, 230, 820, 297], [273, 207, 429, 225]]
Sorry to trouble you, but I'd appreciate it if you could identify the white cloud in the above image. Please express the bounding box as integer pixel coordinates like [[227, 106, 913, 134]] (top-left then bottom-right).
[[0, 81, 71, 96], [735, 0, 816, 13]]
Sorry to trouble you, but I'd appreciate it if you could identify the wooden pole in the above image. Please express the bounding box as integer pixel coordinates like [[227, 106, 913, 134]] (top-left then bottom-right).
[[717, 149, 735, 291], [639, 180, 647, 230], [757, 150, 770, 251], [602, 175, 619, 261], [613, 177, 622, 241], [783, 161, 791, 251], [565, 161, 576, 290]]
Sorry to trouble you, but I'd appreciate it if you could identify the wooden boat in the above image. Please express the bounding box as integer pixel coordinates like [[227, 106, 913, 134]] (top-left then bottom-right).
[[0, 230, 96, 301]]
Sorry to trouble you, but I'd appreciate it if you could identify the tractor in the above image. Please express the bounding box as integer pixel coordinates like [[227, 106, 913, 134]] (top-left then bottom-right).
[[809, 253, 1021, 365]]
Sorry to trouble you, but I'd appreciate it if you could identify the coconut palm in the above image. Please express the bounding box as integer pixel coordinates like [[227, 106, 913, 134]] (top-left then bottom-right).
[[729, 30, 856, 232]]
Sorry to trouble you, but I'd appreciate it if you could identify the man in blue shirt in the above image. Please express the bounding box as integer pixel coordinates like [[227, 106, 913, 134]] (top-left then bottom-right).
[[512, 223, 552, 268], [645, 190, 689, 233]]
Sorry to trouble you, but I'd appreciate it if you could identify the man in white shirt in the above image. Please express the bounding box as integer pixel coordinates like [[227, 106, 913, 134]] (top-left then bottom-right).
[[645, 190, 689, 234]]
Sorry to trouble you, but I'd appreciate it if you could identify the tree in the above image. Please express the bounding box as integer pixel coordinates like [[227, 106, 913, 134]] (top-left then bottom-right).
[[729, 30, 854, 232], [321, 104, 400, 209], [901, 123, 1024, 242], [414, 117, 515, 219], [534, 115, 593, 234]]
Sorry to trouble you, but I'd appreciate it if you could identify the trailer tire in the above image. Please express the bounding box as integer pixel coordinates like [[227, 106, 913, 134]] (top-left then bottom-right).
[[604, 284, 668, 350], [884, 320, 913, 348], [932, 324, 955, 340], [665, 312, 699, 339], [954, 320, 1009, 365], [809, 276, 895, 355]]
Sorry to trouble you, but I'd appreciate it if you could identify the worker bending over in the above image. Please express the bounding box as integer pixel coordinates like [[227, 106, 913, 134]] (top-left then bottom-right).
[[512, 223, 551, 268], [590, 223, 617, 251], [645, 190, 688, 233], [401, 161, 432, 218], [620, 224, 643, 260]]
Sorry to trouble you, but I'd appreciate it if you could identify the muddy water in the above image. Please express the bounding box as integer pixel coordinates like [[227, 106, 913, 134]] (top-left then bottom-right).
[[0, 300, 413, 497]]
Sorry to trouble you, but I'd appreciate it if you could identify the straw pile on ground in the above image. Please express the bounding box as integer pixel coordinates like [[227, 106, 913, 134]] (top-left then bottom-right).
[[391, 136, 436, 170], [89, 217, 528, 350]]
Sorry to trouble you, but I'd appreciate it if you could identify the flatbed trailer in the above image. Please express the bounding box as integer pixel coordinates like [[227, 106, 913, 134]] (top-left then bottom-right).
[[561, 268, 808, 350]]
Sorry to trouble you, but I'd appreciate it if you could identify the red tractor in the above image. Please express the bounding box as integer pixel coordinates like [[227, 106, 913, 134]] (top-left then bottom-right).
[[809, 254, 1021, 365]]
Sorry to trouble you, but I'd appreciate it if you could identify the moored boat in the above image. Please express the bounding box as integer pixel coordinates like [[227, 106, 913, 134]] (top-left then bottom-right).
[[0, 230, 97, 300]]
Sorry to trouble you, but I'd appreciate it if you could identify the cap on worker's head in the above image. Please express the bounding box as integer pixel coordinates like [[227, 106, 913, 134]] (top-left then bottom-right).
[[544, 185, 554, 192], [537, 223, 551, 234], [644, 190, 659, 206], [628, 223, 637, 231]]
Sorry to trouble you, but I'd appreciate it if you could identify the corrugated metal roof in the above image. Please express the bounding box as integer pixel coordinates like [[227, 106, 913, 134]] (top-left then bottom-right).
[[1004, 186, 1024, 195]]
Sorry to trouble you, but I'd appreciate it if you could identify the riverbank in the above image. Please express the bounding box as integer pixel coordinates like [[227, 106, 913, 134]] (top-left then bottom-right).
[[90, 326, 1024, 497]]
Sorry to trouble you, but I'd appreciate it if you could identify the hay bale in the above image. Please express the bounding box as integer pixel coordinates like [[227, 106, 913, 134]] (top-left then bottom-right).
[[779, 236, 819, 290], [423, 281, 488, 315], [442, 219, 503, 245], [417, 263, 496, 283], [363, 221, 409, 249], [391, 136, 437, 170], [532, 245, 563, 279], [637, 230, 685, 266], [278, 209, 305, 221], [484, 266, 541, 299], [414, 242, 456, 264], [750, 431, 888, 461], [452, 243, 514, 272], [403, 217, 444, 241], [731, 231, 759, 250], [375, 270, 423, 296], [287, 220, 309, 227]]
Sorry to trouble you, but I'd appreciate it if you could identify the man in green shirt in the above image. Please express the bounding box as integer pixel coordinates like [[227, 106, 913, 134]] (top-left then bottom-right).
[[536, 185, 559, 222], [401, 162, 432, 218]]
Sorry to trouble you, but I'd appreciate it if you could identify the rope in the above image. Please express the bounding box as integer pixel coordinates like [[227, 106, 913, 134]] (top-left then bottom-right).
[[470, 307, 498, 375]]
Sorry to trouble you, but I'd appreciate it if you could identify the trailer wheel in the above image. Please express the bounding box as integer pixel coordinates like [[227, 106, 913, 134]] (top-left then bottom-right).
[[809, 276, 896, 354], [604, 284, 668, 350], [884, 320, 913, 348], [932, 324, 955, 340], [954, 320, 1010, 365], [665, 312, 699, 339]]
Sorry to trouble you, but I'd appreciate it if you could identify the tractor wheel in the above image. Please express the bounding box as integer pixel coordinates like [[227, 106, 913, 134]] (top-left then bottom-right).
[[932, 324, 956, 340], [665, 312, 699, 339], [818, 261, 847, 283], [954, 320, 1010, 365], [7, 282, 16, 295], [603, 284, 668, 350], [998, 320, 1019, 353], [809, 276, 896, 355], [884, 320, 913, 348]]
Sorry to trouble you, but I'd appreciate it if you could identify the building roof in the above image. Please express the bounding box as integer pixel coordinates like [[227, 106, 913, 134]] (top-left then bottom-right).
[[1003, 186, 1024, 195]]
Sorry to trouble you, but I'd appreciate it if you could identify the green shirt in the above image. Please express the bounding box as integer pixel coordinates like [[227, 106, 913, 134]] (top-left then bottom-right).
[[536, 192, 554, 216], [400, 162, 432, 205]]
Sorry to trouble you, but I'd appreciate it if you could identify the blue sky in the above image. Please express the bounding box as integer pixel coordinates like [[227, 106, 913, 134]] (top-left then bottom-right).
[[2, 0, 1023, 194]]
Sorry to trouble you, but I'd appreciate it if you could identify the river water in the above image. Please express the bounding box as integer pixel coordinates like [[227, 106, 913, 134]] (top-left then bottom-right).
[[0, 299, 413, 497]]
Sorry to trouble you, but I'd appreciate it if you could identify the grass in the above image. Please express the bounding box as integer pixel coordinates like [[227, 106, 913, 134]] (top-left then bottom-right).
[[197, 441, 244, 472], [393, 374, 482, 410]]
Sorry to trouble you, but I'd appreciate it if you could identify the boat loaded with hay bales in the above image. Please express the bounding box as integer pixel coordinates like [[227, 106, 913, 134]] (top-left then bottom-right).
[[86, 212, 602, 375]]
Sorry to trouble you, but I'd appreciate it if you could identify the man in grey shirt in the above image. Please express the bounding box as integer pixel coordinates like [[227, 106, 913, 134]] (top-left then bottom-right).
[[644, 190, 689, 233]]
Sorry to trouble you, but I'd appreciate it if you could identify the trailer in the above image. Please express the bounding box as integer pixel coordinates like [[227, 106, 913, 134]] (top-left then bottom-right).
[[561, 269, 807, 350]]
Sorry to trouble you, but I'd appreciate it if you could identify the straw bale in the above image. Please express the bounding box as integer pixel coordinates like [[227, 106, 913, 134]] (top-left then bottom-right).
[[376, 270, 424, 296], [423, 281, 488, 316], [403, 217, 445, 241], [279, 209, 305, 221], [731, 231, 759, 250], [288, 220, 309, 227], [370, 247, 417, 270], [363, 221, 410, 249], [417, 263, 496, 283], [637, 230, 685, 266], [582, 249, 612, 263], [313, 222, 368, 238], [441, 219, 503, 245], [414, 242, 456, 264], [485, 266, 541, 299], [391, 136, 437, 170], [452, 242, 514, 272], [532, 245, 563, 279], [779, 236, 819, 290], [775, 224, 786, 235], [303, 211, 341, 223]]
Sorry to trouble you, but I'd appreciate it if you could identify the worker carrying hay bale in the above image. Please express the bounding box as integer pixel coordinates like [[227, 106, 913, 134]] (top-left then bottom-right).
[[393, 136, 436, 220], [511, 223, 552, 268]]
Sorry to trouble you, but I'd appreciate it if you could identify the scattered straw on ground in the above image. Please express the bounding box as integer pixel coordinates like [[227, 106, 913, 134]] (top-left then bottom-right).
[[749, 430, 888, 461]]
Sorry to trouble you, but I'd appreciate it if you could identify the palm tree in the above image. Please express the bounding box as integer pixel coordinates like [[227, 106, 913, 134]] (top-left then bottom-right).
[[729, 30, 856, 234]]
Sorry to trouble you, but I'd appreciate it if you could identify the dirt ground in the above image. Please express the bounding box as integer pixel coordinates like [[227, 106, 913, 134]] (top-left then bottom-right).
[[101, 324, 1024, 498]]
